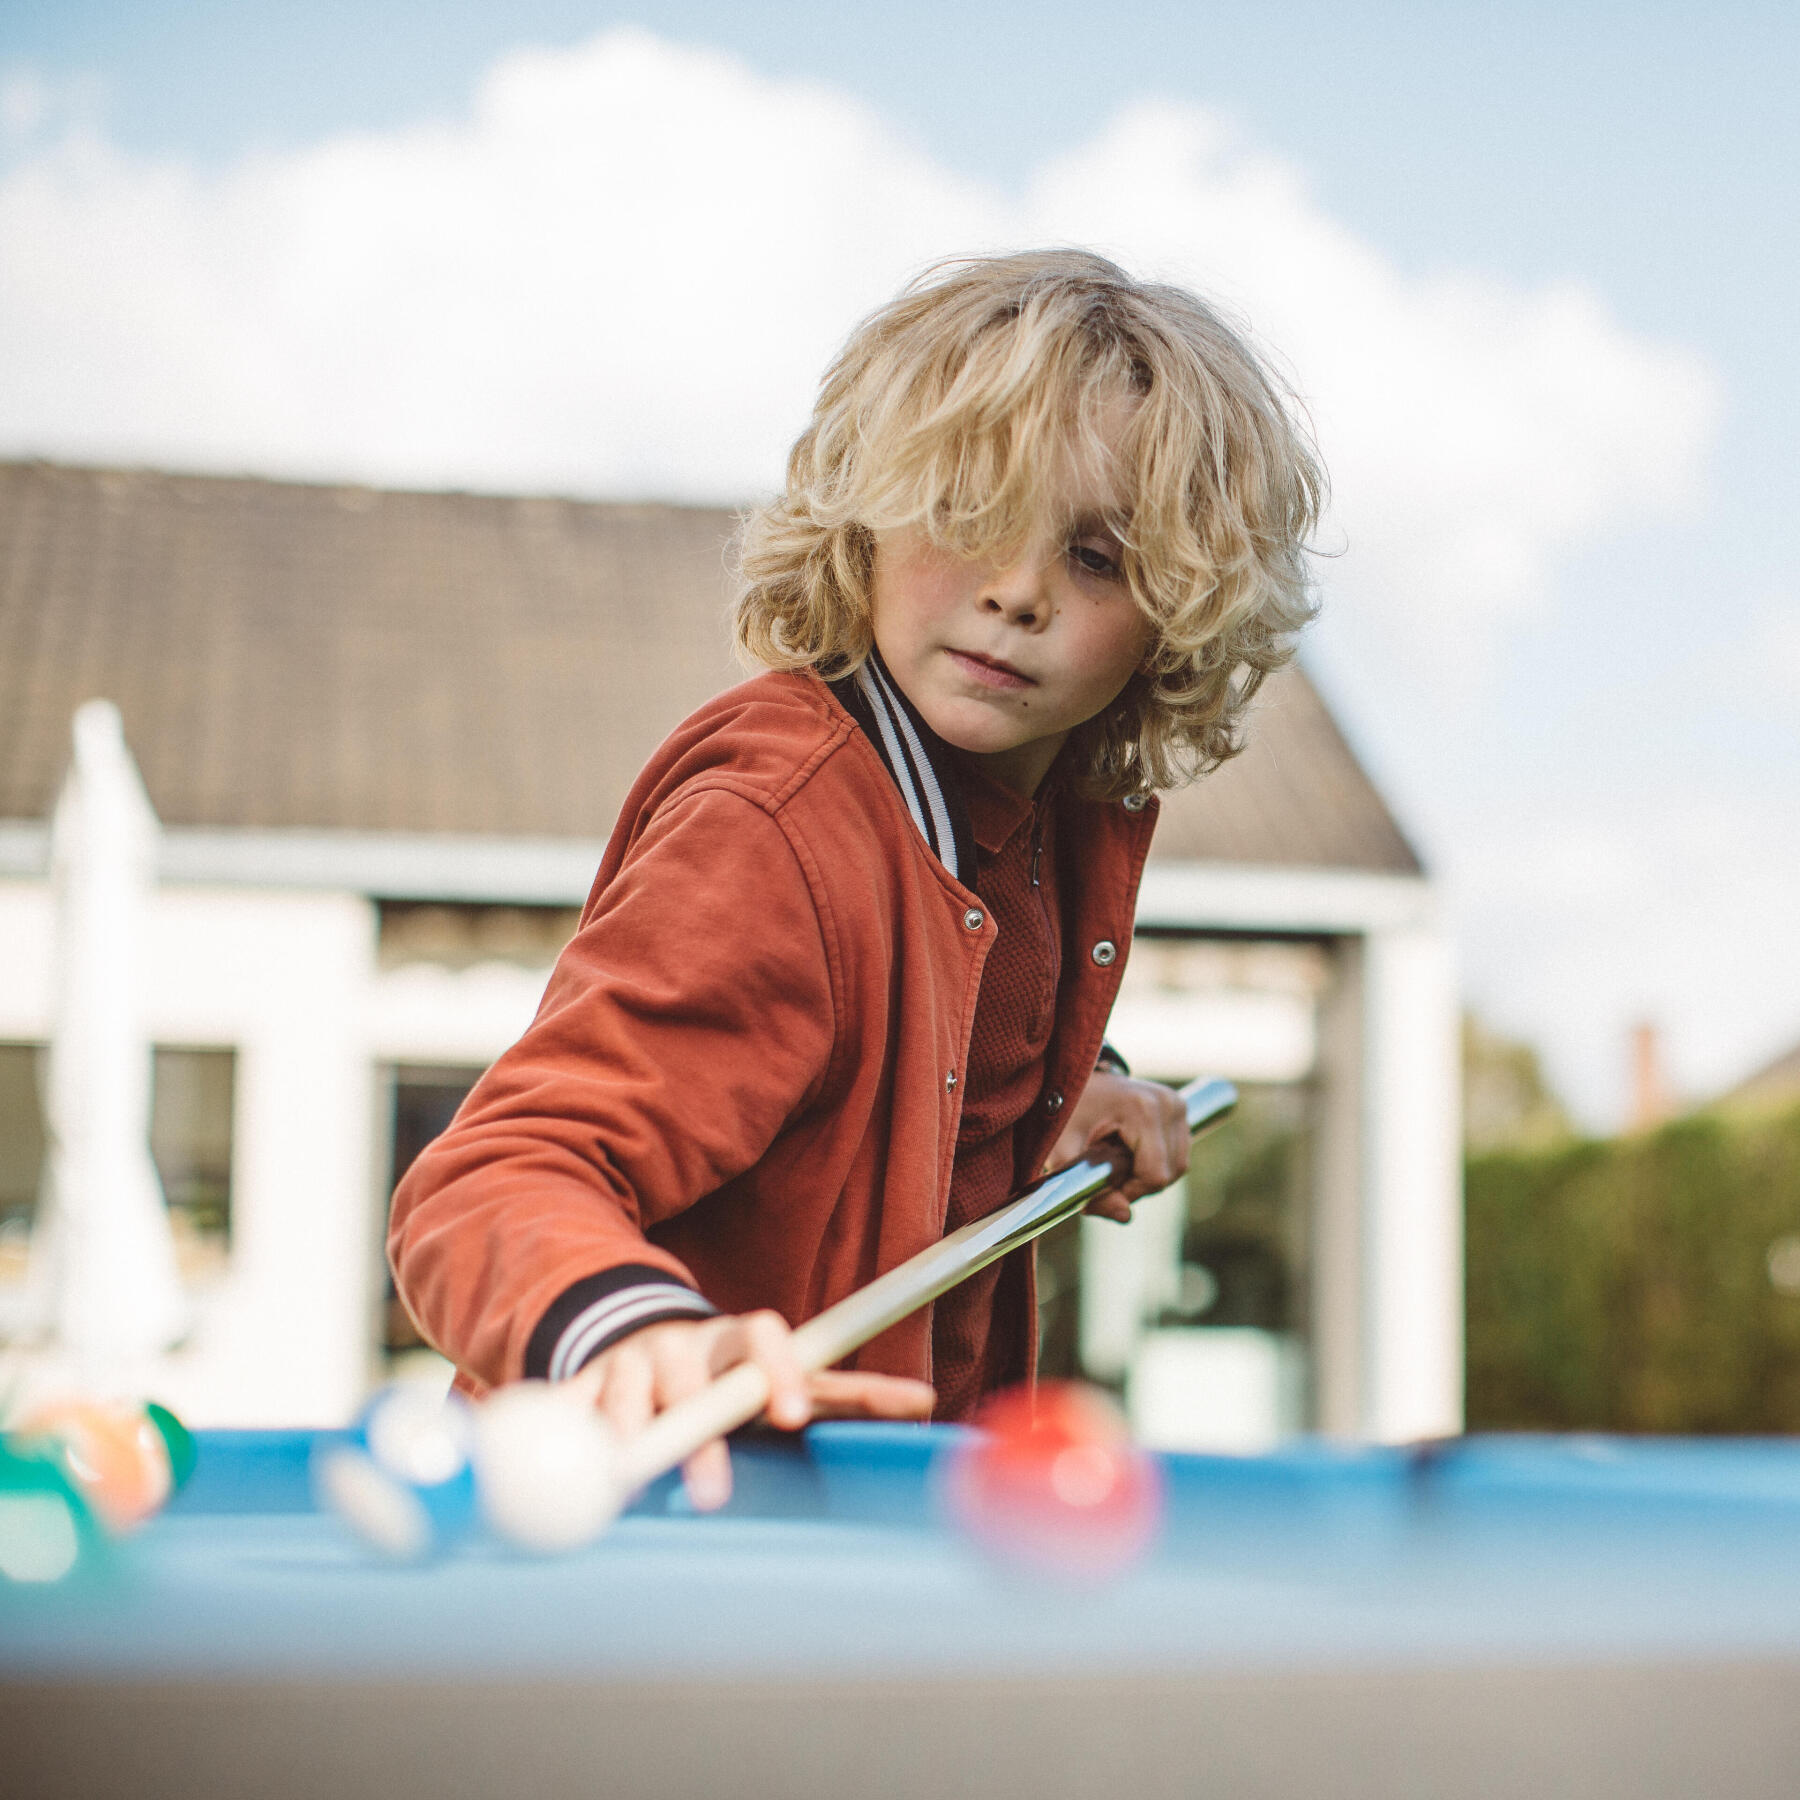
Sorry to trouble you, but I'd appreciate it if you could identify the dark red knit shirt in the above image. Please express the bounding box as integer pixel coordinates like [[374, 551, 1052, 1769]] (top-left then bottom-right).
[[929, 757, 1065, 1421]]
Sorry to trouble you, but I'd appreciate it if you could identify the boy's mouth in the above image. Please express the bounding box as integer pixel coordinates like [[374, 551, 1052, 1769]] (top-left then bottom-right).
[[946, 648, 1034, 690]]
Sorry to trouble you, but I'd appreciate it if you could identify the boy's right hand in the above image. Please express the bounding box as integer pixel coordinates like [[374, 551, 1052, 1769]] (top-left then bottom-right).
[[568, 1310, 935, 1512]]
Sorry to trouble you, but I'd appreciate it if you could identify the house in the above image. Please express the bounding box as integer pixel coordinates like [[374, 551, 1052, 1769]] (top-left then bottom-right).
[[1714, 1040, 1800, 1120], [0, 461, 1459, 1443]]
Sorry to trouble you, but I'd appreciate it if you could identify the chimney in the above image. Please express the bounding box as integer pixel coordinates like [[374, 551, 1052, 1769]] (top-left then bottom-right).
[[1628, 1021, 1674, 1132]]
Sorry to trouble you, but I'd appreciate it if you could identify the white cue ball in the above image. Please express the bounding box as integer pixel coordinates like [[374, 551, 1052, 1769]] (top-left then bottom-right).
[[470, 1381, 625, 1553], [313, 1443, 434, 1561]]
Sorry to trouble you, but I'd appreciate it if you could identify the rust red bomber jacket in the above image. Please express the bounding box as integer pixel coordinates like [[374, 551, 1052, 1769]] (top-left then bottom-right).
[[387, 670, 1158, 1396]]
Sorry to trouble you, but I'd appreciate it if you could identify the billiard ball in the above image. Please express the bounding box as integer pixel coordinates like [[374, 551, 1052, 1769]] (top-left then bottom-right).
[[0, 1435, 107, 1583], [469, 1380, 624, 1554], [312, 1382, 478, 1561], [941, 1381, 1163, 1579], [11, 1398, 182, 1535], [144, 1402, 197, 1495]]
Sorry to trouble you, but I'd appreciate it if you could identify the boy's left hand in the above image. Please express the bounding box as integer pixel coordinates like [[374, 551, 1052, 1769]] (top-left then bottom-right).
[[1041, 1070, 1191, 1223]]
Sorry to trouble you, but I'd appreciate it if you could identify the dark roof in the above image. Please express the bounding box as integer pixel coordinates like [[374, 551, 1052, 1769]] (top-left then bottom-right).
[[0, 461, 1419, 873], [1151, 663, 1419, 872]]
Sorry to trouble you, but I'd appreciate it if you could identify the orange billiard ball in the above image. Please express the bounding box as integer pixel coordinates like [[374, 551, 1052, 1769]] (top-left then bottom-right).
[[15, 1399, 176, 1534]]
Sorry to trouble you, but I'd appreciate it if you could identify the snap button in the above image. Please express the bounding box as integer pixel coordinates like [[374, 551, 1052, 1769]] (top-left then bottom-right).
[[1044, 1090, 1065, 1114], [1091, 939, 1118, 967], [946, 1069, 958, 1092], [1122, 792, 1148, 813], [963, 907, 985, 931]]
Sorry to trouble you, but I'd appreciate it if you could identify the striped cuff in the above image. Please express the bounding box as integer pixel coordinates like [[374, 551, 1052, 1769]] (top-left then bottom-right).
[[525, 1264, 718, 1383]]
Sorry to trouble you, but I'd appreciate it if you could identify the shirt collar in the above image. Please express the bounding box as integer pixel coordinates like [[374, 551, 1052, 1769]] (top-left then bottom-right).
[[957, 749, 1044, 856]]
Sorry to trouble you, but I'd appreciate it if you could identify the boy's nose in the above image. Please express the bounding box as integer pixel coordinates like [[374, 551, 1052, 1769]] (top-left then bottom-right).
[[978, 555, 1052, 628]]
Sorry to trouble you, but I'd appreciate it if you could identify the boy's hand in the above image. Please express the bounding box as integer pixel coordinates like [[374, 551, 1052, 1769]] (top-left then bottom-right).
[[1042, 1070, 1191, 1223], [569, 1311, 935, 1512]]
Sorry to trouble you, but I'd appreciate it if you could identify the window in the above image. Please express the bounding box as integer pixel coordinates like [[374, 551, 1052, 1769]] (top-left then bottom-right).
[[0, 1044, 46, 1283], [384, 1065, 486, 1356], [1175, 1081, 1311, 1334], [0, 1042, 236, 1282], [151, 1048, 236, 1276], [377, 903, 580, 971], [1036, 928, 1330, 1449]]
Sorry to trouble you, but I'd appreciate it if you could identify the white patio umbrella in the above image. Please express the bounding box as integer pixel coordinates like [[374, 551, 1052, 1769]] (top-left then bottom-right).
[[25, 700, 187, 1366]]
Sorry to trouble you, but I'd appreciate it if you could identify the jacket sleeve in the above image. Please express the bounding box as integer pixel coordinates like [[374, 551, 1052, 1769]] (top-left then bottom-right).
[[388, 785, 839, 1389]]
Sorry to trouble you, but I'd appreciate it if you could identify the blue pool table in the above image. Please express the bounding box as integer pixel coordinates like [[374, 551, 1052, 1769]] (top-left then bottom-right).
[[6, 1422, 1800, 1799]]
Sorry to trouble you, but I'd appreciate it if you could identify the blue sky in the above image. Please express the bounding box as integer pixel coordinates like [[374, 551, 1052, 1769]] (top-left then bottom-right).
[[4, 3, 1796, 1122]]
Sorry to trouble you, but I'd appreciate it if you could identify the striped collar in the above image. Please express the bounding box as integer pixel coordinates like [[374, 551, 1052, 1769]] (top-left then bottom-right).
[[830, 651, 977, 888]]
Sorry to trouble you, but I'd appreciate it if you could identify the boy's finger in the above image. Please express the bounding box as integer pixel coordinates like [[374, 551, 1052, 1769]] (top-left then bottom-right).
[[1042, 1119, 1086, 1174], [734, 1309, 811, 1430], [1083, 1188, 1133, 1223], [1141, 1105, 1183, 1186], [681, 1439, 732, 1513], [1119, 1092, 1190, 1194], [1156, 1083, 1191, 1162], [657, 1331, 733, 1510], [595, 1345, 655, 1439], [565, 1357, 609, 1406], [808, 1371, 936, 1419], [1165, 1104, 1192, 1183]]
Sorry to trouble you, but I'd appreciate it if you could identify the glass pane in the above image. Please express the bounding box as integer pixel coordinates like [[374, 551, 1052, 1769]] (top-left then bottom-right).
[[377, 903, 581, 971], [1177, 1081, 1312, 1332], [151, 1048, 236, 1280], [1036, 1076, 1316, 1442], [0, 1043, 236, 1281], [1034, 1214, 1083, 1380], [0, 1043, 47, 1282], [386, 1066, 486, 1354]]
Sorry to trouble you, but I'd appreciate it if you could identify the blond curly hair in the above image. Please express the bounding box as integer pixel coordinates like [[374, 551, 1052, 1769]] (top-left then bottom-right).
[[734, 249, 1324, 796]]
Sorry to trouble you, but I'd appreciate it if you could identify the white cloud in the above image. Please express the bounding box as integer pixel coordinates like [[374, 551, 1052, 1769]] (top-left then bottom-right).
[[1751, 597, 1800, 699], [0, 69, 52, 141], [0, 32, 994, 501], [0, 27, 1717, 671], [1027, 103, 1718, 659], [7, 28, 1782, 1128]]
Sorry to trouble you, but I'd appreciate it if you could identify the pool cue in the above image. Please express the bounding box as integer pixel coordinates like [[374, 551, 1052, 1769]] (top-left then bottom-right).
[[612, 1075, 1237, 1495]]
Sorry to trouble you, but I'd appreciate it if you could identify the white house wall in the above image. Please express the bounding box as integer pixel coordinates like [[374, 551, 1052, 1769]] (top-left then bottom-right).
[[151, 886, 380, 1428], [1137, 863, 1440, 937], [1360, 923, 1464, 1441], [1136, 862, 1464, 1443], [1, 878, 380, 1428], [1311, 939, 1368, 1439], [1, 822, 603, 908], [0, 879, 55, 1029], [367, 962, 552, 1067], [1106, 990, 1315, 1085], [2, 839, 1463, 1441]]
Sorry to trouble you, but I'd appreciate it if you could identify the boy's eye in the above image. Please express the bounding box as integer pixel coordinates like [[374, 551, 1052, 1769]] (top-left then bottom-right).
[[1069, 540, 1123, 580]]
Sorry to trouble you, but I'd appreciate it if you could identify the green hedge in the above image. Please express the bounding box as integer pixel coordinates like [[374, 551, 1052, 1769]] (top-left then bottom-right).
[[1465, 1106, 1800, 1432]]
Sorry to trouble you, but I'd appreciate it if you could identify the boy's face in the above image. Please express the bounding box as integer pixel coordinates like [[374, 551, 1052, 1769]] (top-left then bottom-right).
[[869, 442, 1152, 796]]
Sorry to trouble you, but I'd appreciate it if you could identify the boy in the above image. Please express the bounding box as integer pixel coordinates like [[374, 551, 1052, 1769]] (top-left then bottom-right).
[[390, 250, 1322, 1506]]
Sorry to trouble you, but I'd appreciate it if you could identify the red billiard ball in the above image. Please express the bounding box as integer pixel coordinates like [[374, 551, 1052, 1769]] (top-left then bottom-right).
[[13, 1399, 176, 1535], [943, 1381, 1163, 1579]]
